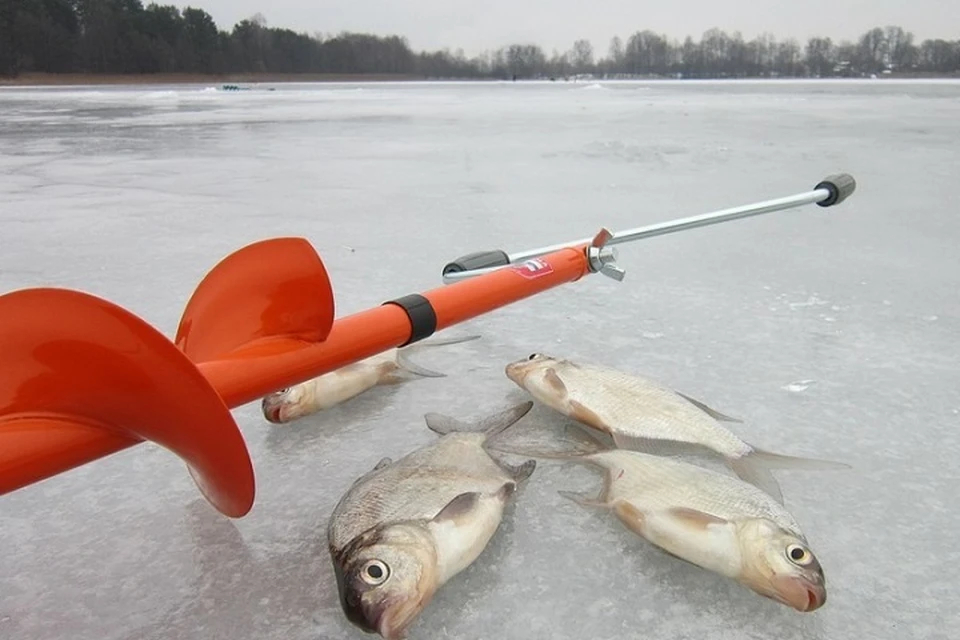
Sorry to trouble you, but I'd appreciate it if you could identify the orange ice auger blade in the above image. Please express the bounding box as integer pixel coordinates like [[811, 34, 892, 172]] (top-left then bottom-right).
[[0, 288, 255, 517], [176, 237, 335, 362]]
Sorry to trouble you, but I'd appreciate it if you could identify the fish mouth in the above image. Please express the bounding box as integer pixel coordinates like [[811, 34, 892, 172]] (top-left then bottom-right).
[[375, 597, 424, 640], [261, 399, 284, 424], [772, 575, 826, 612], [504, 361, 530, 385]]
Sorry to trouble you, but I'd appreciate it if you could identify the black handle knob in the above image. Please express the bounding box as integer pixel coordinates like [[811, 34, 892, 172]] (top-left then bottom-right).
[[814, 173, 857, 207], [442, 250, 511, 276]]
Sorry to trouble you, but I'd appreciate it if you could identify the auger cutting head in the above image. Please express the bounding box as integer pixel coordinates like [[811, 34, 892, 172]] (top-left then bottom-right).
[[0, 237, 338, 517]]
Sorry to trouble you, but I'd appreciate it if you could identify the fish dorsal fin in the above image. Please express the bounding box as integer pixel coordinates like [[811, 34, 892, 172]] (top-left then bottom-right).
[[432, 492, 480, 524], [675, 391, 744, 423], [424, 401, 533, 438], [349, 457, 394, 487]]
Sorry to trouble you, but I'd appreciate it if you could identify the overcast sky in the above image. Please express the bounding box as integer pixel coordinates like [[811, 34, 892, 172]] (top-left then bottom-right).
[[196, 0, 959, 56]]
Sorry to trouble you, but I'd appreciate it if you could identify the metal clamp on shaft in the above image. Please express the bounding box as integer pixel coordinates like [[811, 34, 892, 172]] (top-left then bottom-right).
[[586, 228, 626, 281]]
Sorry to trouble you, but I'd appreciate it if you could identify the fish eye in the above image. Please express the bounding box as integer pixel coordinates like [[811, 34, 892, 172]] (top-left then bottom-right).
[[786, 544, 813, 566], [360, 560, 390, 586], [528, 353, 540, 360]]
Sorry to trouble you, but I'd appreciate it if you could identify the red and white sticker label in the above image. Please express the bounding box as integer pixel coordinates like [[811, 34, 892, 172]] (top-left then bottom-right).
[[511, 258, 554, 279]]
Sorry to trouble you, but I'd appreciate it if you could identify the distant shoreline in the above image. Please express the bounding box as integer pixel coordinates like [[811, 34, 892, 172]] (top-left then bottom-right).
[[2, 71, 958, 87], [0, 72, 430, 87]]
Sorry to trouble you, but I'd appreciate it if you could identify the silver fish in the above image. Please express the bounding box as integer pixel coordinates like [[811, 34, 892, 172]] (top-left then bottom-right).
[[327, 401, 537, 640], [261, 334, 481, 423], [505, 353, 848, 504], [488, 431, 828, 612]]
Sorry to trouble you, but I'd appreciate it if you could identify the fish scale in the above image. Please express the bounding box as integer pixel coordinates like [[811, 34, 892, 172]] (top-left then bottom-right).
[[559, 363, 752, 457], [329, 434, 520, 552], [589, 450, 804, 535]]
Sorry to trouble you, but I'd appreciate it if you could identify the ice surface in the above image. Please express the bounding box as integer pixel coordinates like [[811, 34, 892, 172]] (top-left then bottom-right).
[[2, 79, 960, 640]]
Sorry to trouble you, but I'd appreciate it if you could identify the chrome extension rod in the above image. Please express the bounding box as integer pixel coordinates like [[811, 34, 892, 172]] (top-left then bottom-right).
[[440, 173, 856, 284]]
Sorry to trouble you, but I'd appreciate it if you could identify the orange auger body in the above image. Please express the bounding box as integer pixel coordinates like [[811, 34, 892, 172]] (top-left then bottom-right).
[[199, 245, 591, 408], [0, 238, 591, 517]]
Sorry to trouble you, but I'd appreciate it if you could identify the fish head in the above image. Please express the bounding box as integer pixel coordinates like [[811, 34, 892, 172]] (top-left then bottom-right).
[[333, 523, 438, 639], [505, 352, 562, 388], [260, 383, 310, 423], [737, 519, 827, 612]]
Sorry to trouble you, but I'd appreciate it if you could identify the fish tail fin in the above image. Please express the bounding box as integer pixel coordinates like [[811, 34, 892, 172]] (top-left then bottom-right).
[[729, 447, 852, 504], [728, 456, 785, 505], [746, 447, 852, 471], [424, 401, 534, 438], [385, 334, 483, 382], [409, 333, 483, 349]]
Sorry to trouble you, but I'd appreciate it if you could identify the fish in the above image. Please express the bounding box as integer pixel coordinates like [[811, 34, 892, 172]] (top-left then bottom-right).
[[486, 429, 829, 612], [261, 334, 481, 424], [327, 401, 537, 639], [504, 353, 849, 504]]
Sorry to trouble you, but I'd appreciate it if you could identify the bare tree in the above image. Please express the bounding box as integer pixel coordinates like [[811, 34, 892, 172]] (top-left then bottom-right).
[[569, 39, 594, 73]]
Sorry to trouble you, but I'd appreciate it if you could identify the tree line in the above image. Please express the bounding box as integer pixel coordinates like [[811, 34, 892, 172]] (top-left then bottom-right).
[[2, 1, 959, 79]]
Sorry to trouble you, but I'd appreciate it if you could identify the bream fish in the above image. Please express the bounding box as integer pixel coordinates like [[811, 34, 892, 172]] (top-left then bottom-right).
[[487, 431, 829, 612], [261, 334, 481, 424], [327, 401, 537, 639], [505, 353, 848, 504]]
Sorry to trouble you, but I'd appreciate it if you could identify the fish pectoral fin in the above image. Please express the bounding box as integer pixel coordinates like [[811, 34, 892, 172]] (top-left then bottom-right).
[[568, 400, 613, 434], [432, 492, 482, 524], [666, 507, 729, 530], [675, 391, 744, 423], [543, 368, 568, 395], [611, 501, 647, 536], [424, 401, 534, 438], [558, 490, 608, 510]]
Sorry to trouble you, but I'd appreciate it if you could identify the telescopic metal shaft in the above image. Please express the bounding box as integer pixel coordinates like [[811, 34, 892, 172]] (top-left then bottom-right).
[[441, 174, 856, 283]]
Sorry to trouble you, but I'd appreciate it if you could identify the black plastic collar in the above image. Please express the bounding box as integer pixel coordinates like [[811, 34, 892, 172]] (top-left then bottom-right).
[[382, 294, 437, 346]]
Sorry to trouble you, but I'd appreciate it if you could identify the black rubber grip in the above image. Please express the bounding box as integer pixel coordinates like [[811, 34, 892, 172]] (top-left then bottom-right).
[[442, 250, 510, 276], [814, 173, 857, 207], [383, 294, 437, 346]]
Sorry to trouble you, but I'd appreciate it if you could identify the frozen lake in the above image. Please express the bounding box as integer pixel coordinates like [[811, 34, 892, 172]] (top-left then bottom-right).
[[1, 78, 959, 640]]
